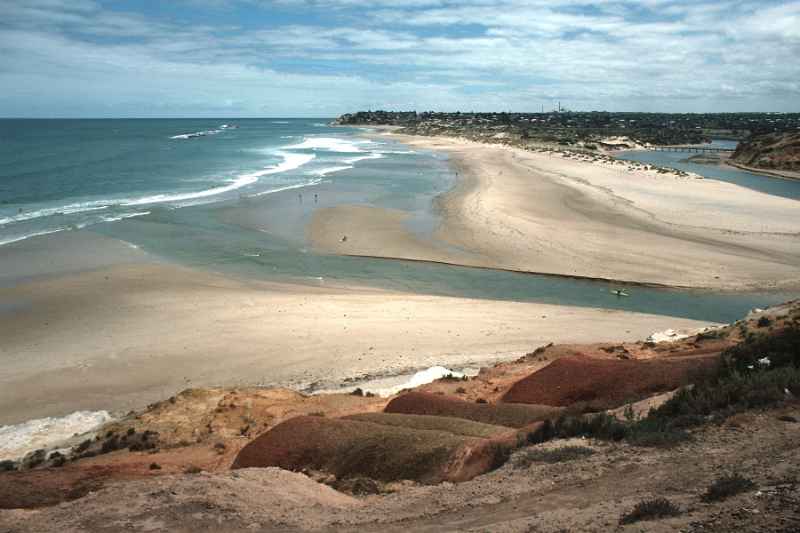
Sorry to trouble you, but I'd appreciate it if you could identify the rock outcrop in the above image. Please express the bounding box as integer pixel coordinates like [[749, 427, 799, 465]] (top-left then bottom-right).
[[732, 132, 800, 171]]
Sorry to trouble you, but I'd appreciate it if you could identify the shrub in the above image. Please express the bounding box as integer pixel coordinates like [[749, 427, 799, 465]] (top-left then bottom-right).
[[620, 498, 681, 524], [333, 476, 381, 495], [757, 316, 772, 328], [100, 436, 120, 454], [513, 445, 594, 468], [184, 465, 202, 474], [552, 413, 627, 441], [74, 439, 92, 453], [702, 473, 755, 502], [0, 460, 17, 472], [721, 326, 799, 375], [636, 327, 800, 437], [49, 452, 66, 467], [149, 462, 162, 470]]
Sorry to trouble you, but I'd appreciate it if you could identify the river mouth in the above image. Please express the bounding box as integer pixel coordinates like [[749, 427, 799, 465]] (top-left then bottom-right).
[[5, 122, 798, 324]]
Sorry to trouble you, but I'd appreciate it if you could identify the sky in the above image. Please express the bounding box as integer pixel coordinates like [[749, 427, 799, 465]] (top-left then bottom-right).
[[1, 0, 799, 117]]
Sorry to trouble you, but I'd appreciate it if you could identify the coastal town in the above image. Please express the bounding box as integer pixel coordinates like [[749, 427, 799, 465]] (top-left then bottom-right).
[[336, 110, 800, 152]]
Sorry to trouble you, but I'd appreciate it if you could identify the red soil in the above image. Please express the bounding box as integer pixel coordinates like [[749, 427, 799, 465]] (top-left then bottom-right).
[[384, 392, 563, 428], [501, 354, 719, 409], [231, 415, 511, 483]]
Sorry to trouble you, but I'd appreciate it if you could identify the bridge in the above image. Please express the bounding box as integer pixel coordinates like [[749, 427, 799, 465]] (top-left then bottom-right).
[[649, 145, 734, 153]]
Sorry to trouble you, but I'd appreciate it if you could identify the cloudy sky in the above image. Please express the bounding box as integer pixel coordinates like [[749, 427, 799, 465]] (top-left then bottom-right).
[[1, 0, 798, 117]]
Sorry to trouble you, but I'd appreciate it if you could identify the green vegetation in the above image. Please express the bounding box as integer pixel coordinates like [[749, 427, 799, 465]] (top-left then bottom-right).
[[702, 473, 756, 502], [619, 498, 682, 525], [513, 445, 594, 468], [336, 111, 800, 147], [548, 327, 800, 447]]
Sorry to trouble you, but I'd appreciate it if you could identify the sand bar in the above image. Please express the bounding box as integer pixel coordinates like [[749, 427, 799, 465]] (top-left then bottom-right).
[[310, 133, 800, 290], [0, 259, 712, 424]]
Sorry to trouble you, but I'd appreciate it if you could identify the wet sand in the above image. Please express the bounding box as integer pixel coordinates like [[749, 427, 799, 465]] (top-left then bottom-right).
[[309, 133, 800, 290], [0, 251, 711, 424]]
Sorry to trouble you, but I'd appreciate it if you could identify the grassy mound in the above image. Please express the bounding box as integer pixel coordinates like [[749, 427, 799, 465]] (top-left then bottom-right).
[[231, 416, 510, 484], [501, 354, 719, 410], [344, 412, 515, 439], [702, 473, 756, 502], [385, 392, 562, 428], [619, 498, 681, 524], [513, 445, 594, 468]]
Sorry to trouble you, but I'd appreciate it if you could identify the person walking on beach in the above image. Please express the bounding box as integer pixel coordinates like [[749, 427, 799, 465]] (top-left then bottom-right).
[[314, 193, 318, 203], [298, 193, 303, 204]]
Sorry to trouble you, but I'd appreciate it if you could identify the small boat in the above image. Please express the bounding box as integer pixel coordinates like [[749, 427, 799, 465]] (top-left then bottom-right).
[[610, 289, 630, 297]]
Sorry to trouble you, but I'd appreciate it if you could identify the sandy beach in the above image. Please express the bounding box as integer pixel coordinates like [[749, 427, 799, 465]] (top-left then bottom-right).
[[310, 133, 800, 290], [0, 246, 712, 424]]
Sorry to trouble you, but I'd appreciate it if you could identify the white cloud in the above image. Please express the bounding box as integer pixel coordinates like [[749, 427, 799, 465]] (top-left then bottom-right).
[[0, 0, 798, 115]]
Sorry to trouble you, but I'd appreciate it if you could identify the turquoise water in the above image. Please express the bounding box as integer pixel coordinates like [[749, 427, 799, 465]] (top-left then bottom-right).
[[2, 120, 798, 323], [0, 118, 440, 245]]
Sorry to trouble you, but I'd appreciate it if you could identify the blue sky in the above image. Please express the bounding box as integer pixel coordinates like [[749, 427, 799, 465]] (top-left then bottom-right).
[[1, 0, 798, 117]]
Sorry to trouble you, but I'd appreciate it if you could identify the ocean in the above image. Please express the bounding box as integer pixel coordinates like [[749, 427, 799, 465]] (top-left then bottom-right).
[[0, 118, 440, 246], [1, 119, 797, 324]]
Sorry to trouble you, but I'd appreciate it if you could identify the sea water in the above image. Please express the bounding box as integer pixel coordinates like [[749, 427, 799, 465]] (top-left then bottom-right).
[[1, 120, 798, 324]]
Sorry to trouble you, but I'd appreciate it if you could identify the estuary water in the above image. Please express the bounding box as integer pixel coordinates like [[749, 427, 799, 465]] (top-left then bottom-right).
[[618, 140, 800, 201], [1, 120, 797, 323]]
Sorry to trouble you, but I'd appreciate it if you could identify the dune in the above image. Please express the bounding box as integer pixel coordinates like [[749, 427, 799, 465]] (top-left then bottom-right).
[[501, 354, 719, 409], [231, 415, 510, 484]]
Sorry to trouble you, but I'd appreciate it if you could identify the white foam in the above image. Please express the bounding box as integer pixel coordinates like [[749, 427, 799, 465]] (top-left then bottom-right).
[[170, 128, 224, 140], [361, 366, 467, 398], [286, 137, 367, 153], [0, 152, 317, 240], [312, 165, 352, 177], [99, 211, 151, 223], [647, 325, 719, 344], [271, 121, 290, 124], [253, 152, 316, 177], [122, 152, 315, 206], [342, 153, 384, 164], [0, 410, 113, 461], [0, 204, 109, 226], [0, 227, 69, 247], [122, 173, 259, 206], [251, 178, 323, 197]]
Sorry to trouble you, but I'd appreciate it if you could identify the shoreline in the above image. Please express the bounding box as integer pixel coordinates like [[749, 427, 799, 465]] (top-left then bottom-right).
[[309, 129, 800, 292], [725, 159, 800, 182], [0, 259, 716, 425]]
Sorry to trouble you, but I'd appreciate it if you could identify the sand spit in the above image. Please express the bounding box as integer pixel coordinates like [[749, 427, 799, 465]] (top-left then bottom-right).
[[310, 133, 800, 291]]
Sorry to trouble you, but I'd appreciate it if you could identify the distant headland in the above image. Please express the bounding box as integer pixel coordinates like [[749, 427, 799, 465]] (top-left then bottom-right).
[[335, 110, 800, 151]]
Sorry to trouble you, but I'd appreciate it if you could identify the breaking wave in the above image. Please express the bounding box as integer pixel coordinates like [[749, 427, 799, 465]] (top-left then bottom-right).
[[0, 410, 114, 461]]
